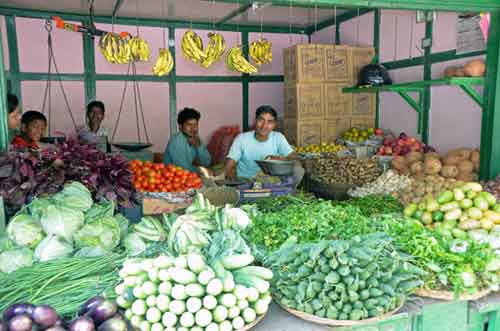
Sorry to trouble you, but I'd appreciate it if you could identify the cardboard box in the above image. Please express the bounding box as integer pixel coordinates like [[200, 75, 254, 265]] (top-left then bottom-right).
[[324, 45, 352, 83], [323, 83, 352, 119], [350, 116, 375, 130], [284, 83, 324, 120], [283, 119, 322, 147], [350, 46, 376, 84], [322, 117, 351, 143], [352, 93, 376, 118], [143, 198, 189, 215], [284, 44, 325, 83]]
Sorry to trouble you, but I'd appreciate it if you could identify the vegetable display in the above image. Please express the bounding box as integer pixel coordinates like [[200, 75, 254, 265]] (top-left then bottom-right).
[[311, 157, 382, 186], [404, 182, 500, 247], [376, 133, 434, 156], [264, 233, 424, 321], [332, 196, 403, 218], [2, 182, 128, 273], [294, 143, 345, 155], [341, 127, 383, 144], [376, 214, 499, 295], [0, 140, 139, 216], [348, 170, 412, 198], [394, 175, 460, 206], [130, 161, 202, 193]]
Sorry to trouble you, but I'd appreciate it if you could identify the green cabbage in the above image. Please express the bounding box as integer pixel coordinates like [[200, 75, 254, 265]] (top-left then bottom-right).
[[122, 233, 147, 256], [34, 235, 73, 262], [0, 236, 16, 252], [114, 213, 129, 240], [0, 247, 33, 273], [7, 214, 44, 248], [29, 198, 52, 219], [53, 182, 93, 212], [40, 205, 84, 242], [85, 200, 115, 221], [74, 216, 121, 251]]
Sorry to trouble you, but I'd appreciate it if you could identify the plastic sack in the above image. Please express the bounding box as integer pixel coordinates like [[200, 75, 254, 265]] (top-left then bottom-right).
[[207, 125, 241, 165]]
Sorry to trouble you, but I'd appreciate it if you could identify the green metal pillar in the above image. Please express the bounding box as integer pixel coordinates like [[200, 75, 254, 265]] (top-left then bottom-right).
[[0, 23, 8, 152], [82, 20, 96, 103], [5, 16, 21, 103], [479, 11, 500, 180], [421, 16, 433, 145], [242, 31, 249, 131], [373, 9, 381, 128], [168, 27, 178, 137]]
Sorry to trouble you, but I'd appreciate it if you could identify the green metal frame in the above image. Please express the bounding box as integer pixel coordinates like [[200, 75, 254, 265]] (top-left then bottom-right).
[[0, 24, 8, 151], [242, 31, 250, 131]]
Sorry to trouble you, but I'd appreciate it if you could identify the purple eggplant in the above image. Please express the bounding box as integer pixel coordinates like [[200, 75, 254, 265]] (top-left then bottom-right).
[[68, 317, 95, 331], [32, 305, 59, 329], [3, 304, 35, 322], [78, 297, 105, 317], [96, 315, 127, 331], [7, 315, 32, 331], [89, 301, 117, 326]]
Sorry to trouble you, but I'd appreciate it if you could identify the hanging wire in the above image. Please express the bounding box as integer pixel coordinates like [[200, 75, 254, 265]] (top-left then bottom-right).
[[314, 4, 318, 34], [236, 0, 240, 44], [288, 0, 293, 44], [356, 8, 360, 46], [409, 12, 414, 60], [259, 6, 264, 39], [135, 0, 139, 36], [161, 0, 167, 48], [333, 6, 337, 44], [111, 62, 132, 143], [211, 0, 216, 30]]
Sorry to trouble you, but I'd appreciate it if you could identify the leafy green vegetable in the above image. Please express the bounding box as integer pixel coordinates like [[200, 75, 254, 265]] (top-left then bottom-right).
[[73, 216, 121, 251], [34, 235, 73, 262], [0, 247, 33, 273], [40, 205, 84, 242], [52, 181, 93, 212], [122, 232, 147, 256], [333, 195, 403, 217], [7, 214, 44, 248]]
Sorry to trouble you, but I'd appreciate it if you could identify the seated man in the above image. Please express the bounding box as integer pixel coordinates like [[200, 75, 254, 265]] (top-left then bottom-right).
[[163, 108, 211, 173], [11, 111, 47, 150], [78, 100, 109, 152], [225, 105, 294, 179]]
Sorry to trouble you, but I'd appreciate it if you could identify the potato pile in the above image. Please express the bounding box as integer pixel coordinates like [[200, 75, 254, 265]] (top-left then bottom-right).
[[391, 148, 479, 181], [443, 59, 486, 78], [393, 175, 462, 206]]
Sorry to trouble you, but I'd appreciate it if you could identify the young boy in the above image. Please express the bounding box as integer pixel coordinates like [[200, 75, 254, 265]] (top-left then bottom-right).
[[11, 111, 47, 149]]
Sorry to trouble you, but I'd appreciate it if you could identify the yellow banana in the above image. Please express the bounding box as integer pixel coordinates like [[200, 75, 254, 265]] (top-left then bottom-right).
[[181, 30, 207, 64], [201, 33, 226, 68], [250, 38, 272, 66], [129, 36, 150, 62], [226, 45, 257, 74], [152, 48, 174, 76]]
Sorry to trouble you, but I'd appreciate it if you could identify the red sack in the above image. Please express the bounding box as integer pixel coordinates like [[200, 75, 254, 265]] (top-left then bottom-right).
[[208, 125, 241, 165]]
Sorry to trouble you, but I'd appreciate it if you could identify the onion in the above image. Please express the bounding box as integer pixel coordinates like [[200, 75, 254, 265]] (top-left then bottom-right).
[[3, 304, 35, 322], [32, 305, 59, 329], [8, 315, 32, 331], [68, 317, 95, 331], [78, 297, 105, 317], [89, 301, 117, 326]]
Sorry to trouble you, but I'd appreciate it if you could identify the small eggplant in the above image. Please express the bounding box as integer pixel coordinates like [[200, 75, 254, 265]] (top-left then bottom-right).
[[89, 301, 117, 326], [78, 297, 105, 317], [68, 317, 95, 331], [8, 314, 32, 331], [96, 315, 127, 331], [3, 304, 35, 322], [32, 305, 59, 329]]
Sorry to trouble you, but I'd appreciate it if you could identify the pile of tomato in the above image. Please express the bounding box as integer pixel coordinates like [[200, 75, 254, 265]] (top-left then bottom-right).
[[129, 160, 202, 192]]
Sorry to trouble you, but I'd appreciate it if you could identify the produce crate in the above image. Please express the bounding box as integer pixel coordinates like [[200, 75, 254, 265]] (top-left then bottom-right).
[[284, 44, 325, 83], [350, 46, 376, 84], [283, 119, 322, 146], [324, 45, 352, 83], [468, 292, 500, 331], [350, 116, 376, 130], [323, 83, 352, 119], [322, 117, 351, 144], [284, 83, 324, 120], [411, 297, 469, 331], [352, 93, 376, 118]]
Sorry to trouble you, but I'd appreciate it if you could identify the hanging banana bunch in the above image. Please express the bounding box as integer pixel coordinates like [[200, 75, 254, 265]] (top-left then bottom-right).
[[99, 32, 131, 64], [249, 38, 273, 66], [201, 32, 226, 68], [181, 30, 207, 64], [129, 36, 151, 62], [152, 48, 174, 76], [226, 45, 258, 74]]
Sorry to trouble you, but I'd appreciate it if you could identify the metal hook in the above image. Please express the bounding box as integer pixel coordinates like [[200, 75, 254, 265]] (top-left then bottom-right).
[[45, 19, 53, 33]]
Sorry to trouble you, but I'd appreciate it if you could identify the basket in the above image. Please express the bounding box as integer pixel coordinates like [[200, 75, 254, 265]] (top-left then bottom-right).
[[307, 177, 357, 201], [201, 186, 240, 207], [256, 160, 295, 176], [414, 288, 492, 301], [276, 300, 404, 327], [237, 312, 267, 331]]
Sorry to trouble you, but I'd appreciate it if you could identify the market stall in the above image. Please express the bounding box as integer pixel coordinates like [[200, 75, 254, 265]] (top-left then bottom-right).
[[1, 0, 500, 331]]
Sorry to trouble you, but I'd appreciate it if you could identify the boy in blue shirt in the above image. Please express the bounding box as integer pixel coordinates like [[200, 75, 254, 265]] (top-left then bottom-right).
[[164, 108, 211, 173], [226, 105, 294, 179]]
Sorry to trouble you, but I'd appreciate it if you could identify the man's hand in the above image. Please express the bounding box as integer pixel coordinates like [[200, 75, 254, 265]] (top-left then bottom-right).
[[188, 135, 201, 147], [225, 159, 237, 180]]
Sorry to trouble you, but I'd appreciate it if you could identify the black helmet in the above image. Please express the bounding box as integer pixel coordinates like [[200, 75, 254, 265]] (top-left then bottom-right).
[[358, 64, 392, 86]]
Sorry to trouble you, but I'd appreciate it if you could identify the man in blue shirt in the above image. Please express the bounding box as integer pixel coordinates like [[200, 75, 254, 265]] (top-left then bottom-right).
[[164, 108, 211, 173], [226, 105, 294, 179]]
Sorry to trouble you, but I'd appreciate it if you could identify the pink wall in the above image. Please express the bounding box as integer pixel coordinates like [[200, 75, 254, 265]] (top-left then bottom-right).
[[177, 83, 242, 144], [96, 81, 170, 153], [249, 82, 284, 126], [21, 81, 86, 136], [340, 12, 374, 47], [311, 25, 335, 44], [16, 17, 83, 73], [1, 16, 9, 70]]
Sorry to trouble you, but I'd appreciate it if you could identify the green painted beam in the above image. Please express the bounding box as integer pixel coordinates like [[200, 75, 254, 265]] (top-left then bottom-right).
[[242, 31, 250, 131], [0, 27, 8, 152], [398, 91, 422, 114], [479, 11, 500, 180], [177, 76, 242, 83], [19, 72, 84, 81], [306, 8, 372, 34], [82, 19, 96, 103], [216, 3, 252, 26], [206, 0, 500, 12], [168, 28, 178, 137], [383, 49, 486, 70], [459, 84, 484, 108], [374, 9, 381, 128], [343, 77, 484, 93], [421, 17, 433, 145], [248, 75, 284, 82], [0, 7, 306, 34], [5, 16, 21, 104]]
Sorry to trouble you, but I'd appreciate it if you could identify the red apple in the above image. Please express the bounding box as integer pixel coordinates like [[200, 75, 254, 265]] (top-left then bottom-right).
[[408, 137, 417, 144], [394, 146, 402, 154], [375, 128, 384, 136], [397, 139, 405, 147]]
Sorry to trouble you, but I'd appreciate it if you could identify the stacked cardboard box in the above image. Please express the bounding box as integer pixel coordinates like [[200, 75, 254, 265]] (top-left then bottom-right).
[[283, 44, 376, 146]]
